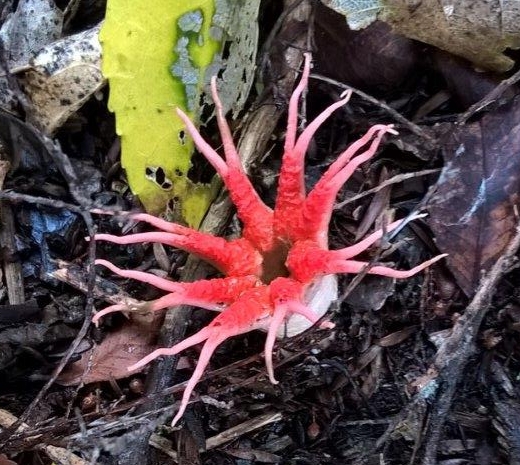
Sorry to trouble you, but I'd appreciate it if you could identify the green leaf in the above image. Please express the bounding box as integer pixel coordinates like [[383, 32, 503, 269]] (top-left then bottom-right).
[[100, 0, 221, 226]]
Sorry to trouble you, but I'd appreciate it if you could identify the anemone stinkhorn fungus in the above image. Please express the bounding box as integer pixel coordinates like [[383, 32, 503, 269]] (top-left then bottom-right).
[[94, 53, 446, 426]]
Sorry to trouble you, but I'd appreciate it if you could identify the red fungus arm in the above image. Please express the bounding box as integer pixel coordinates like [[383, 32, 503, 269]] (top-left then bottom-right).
[[287, 216, 447, 283], [128, 325, 225, 427], [127, 287, 272, 426], [264, 277, 334, 383], [301, 124, 397, 245], [176, 79, 274, 252], [92, 259, 259, 324], [335, 214, 424, 259], [274, 54, 352, 241], [89, 52, 449, 428], [324, 255, 447, 278], [94, 231, 262, 278]]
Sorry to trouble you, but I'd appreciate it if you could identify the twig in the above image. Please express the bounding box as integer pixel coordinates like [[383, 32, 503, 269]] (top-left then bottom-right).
[[310, 73, 437, 144], [457, 67, 520, 124], [370, 220, 520, 463], [47, 258, 141, 308], [420, 220, 520, 464], [0, 160, 25, 304], [0, 408, 89, 465], [206, 412, 283, 449], [335, 168, 441, 209], [0, 190, 84, 214]]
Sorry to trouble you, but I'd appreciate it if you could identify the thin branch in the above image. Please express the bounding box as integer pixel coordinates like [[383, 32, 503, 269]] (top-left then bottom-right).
[[369, 220, 520, 463], [310, 73, 437, 144], [335, 168, 441, 209], [457, 67, 520, 124], [421, 220, 520, 464]]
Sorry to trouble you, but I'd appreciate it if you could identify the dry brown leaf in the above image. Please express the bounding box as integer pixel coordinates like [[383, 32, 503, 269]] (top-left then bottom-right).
[[0, 0, 63, 113], [382, 0, 520, 72], [427, 97, 520, 296], [356, 344, 383, 374], [433, 52, 508, 108], [59, 316, 189, 385], [0, 454, 18, 465], [315, 5, 419, 92], [321, 0, 520, 72]]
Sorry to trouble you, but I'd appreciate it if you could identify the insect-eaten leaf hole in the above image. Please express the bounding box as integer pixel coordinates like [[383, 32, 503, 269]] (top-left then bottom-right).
[[145, 166, 174, 191], [178, 130, 186, 145]]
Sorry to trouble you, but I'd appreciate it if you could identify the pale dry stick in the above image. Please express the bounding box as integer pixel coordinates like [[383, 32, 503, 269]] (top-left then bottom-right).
[[0, 190, 84, 214], [0, 160, 25, 304], [335, 168, 441, 209], [147, 435, 178, 461], [206, 411, 283, 449], [49, 259, 142, 309], [310, 73, 437, 145], [0, 408, 88, 465], [149, 412, 283, 460], [457, 66, 520, 124]]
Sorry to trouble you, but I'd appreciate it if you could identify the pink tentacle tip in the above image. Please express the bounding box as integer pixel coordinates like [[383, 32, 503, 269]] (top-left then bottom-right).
[[381, 124, 398, 136], [340, 88, 353, 101], [92, 302, 132, 326], [319, 320, 335, 330], [91, 55, 447, 426]]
